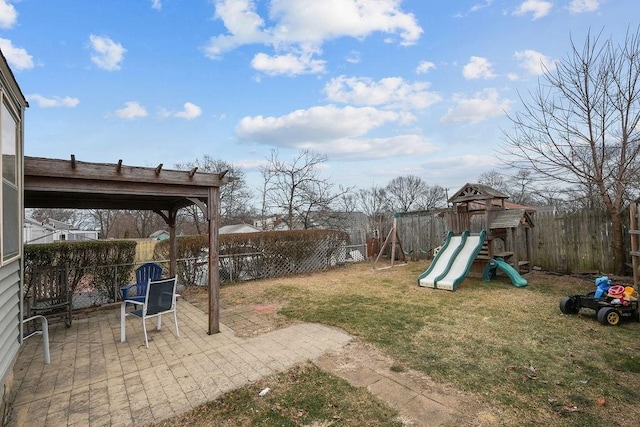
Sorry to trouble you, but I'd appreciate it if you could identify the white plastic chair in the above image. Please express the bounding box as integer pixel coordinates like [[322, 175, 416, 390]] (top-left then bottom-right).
[[120, 277, 179, 348]]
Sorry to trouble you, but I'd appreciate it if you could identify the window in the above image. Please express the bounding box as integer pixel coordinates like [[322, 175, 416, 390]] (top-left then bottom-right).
[[2, 101, 19, 262]]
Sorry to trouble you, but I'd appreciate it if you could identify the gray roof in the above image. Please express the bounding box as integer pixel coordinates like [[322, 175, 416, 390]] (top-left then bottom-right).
[[489, 209, 534, 229], [449, 183, 510, 203], [219, 224, 260, 234]]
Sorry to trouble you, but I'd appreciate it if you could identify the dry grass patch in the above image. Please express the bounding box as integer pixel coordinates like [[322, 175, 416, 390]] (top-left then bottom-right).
[[155, 362, 404, 427]]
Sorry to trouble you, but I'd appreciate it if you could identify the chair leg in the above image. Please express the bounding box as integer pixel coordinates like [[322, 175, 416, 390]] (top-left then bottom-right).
[[120, 302, 127, 343], [157, 313, 162, 331], [142, 318, 149, 348], [173, 310, 179, 338]]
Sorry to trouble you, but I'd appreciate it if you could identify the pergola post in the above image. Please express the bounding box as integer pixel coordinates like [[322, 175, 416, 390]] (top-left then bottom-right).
[[207, 186, 221, 334], [168, 208, 178, 277]]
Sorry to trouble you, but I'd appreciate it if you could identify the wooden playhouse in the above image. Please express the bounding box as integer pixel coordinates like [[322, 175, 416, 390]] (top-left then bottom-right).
[[447, 183, 535, 276]]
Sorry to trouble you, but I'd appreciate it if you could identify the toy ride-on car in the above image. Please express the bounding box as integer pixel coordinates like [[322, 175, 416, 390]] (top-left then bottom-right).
[[559, 277, 639, 326]]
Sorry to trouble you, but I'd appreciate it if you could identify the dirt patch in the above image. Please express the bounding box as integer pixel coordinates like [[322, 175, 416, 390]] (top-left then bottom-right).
[[220, 303, 299, 338], [315, 340, 501, 427]]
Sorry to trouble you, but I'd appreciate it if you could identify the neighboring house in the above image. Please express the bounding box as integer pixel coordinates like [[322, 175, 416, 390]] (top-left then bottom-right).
[[0, 51, 28, 423], [149, 230, 170, 241], [253, 214, 287, 230], [253, 212, 368, 245], [219, 224, 260, 235], [23, 217, 99, 244]]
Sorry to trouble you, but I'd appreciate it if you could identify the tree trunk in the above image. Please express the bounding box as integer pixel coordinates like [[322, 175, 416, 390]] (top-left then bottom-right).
[[610, 211, 626, 275]]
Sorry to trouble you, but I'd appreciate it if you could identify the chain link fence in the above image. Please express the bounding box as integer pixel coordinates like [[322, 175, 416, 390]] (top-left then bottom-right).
[[24, 241, 367, 311]]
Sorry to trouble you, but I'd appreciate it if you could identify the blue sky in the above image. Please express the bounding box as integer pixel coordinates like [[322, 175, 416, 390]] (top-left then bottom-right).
[[0, 0, 634, 193]]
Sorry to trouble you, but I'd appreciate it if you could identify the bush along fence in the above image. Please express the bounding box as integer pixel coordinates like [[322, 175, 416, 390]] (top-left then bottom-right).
[[23, 230, 367, 312], [154, 229, 365, 288], [24, 240, 137, 311]]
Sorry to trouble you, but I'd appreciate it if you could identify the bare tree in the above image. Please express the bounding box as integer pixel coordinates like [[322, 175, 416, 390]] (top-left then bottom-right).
[[477, 170, 510, 195], [89, 209, 121, 239], [386, 175, 446, 212], [28, 208, 90, 229], [175, 155, 254, 229], [263, 149, 351, 229], [507, 170, 537, 206], [357, 185, 391, 237], [501, 28, 640, 274], [130, 210, 166, 238], [258, 163, 277, 230], [417, 185, 447, 210], [386, 175, 427, 213]]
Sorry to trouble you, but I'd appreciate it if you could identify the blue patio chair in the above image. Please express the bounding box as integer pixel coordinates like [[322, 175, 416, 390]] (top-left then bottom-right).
[[121, 262, 163, 303], [120, 277, 179, 348]]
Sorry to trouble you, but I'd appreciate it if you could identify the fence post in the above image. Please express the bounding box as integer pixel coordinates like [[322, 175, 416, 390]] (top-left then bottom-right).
[[113, 264, 119, 302]]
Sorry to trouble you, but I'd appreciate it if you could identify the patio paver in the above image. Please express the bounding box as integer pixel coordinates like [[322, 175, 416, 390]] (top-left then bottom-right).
[[8, 299, 353, 426]]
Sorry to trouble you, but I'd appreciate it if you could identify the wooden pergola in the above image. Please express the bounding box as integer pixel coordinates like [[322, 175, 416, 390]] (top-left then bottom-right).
[[23, 155, 230, 334]]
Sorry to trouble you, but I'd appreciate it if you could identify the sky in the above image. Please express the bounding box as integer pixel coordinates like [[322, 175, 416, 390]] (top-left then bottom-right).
[[0, 0, 636, 196]]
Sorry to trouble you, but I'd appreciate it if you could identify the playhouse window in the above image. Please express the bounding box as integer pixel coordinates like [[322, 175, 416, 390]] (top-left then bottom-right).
[[1, 100, 19, 263]]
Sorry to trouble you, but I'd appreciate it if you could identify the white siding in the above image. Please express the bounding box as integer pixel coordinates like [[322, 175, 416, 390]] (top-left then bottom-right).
[[0, 260, 20, 387]]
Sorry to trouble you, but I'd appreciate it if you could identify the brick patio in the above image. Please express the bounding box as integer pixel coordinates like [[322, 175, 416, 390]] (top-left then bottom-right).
[[8, 299, 352, 426]]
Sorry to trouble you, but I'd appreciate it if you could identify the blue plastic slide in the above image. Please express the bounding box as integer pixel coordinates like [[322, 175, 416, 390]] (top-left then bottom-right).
[[483, 258, 528, 287]]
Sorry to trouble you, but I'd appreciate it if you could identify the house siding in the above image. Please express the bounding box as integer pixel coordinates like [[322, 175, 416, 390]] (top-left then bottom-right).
[[0, 49, 27, 427], [0, 260, 20, 425]]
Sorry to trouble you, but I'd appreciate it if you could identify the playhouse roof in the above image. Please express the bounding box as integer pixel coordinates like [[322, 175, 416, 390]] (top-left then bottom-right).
[[448, 183, 509, 203], [490, 209, 534, 229]]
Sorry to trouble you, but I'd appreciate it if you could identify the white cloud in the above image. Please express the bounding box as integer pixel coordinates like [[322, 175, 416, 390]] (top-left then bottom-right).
[[470, 0, 494, 13], [462, 56, 496, 80], [514, 49, 557, 75], [175, 102, 202, 120], [235, 104, 433, 158], [266, 0, 422, 46], [203, 0, 422, 76], [345, 50, 361, 64], [0, 0, 17, 29], [89, 35, 126, 71], [568, 0, 599, 13], [420, 154, 499, 183], [0, 38, 34, 70], [115, 102, 148, 119], [416, 60, 436, 74], [324, 76, 442, 110], [151, 0, 162, 10], [441, 88, 510, 124], [513, 0, 552, 20], [160, 102, 202, 120], [251, 52, 326, 76], [237, 105, 405, 142], [26, 94, 79, 108], [202, 0, 269, 59], [306, 134, 437, 160], [235, 157, 269, 172]]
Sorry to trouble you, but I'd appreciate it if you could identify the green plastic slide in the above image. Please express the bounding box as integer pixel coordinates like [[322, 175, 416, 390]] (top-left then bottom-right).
[[484, 257, 528, 287]]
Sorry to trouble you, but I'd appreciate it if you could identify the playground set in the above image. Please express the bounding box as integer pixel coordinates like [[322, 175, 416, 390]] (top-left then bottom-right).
[[417, 183, 533, 291]]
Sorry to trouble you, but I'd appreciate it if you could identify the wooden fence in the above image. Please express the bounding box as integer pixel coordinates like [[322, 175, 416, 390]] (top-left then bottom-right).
[[396, 208, 631, 274], [531, 210, 619, 273], [630, 202, 639, 286]]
